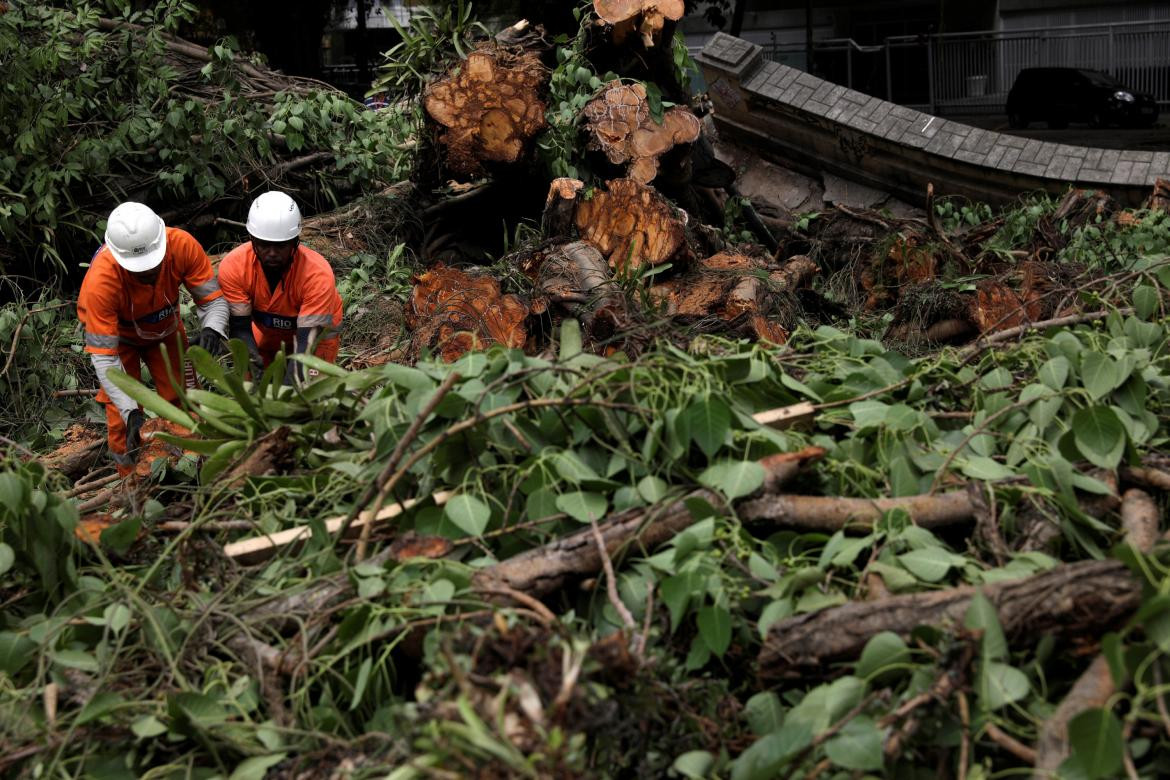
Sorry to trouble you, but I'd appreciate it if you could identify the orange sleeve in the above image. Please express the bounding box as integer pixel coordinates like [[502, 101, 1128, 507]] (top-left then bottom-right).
[[217, 245, 253, 315], [296, 250, 343, 330], [171, 228, 222, 305], [77, 257, 122, 356]]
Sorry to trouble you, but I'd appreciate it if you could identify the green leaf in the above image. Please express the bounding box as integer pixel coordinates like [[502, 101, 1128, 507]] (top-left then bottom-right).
[[856, 631, 910, 680], [730, 723, 812, 780], [131, 715, 168, 738], [0, 632, 35, 676], [349, 657, 372, 711], [979, 661, 1029, 710], [672, 751, 715, 779], [100, 516, 141, 555], [637, 475, 668, 503], [0, 542, 13, 575], [50, 649, 99, 672], [660, 571, 702, 631], [443, 494, 490, 536], [1072, 406, 1126, 469], [559, 318, 582, 359], [743, 692, 785, 735], [965, 591, 1007, 661], [696, 605, 732, 656], [229, 754, 288, 780], [1080, 352, 1126, 400], [555, 491, 607, 523], [1038, 356, 1070, 390], [77, 691, 124, 725], [824, 715, 884, 771], [698, 460, 765, 499], [107, 369, 196, 429], [682, 396, 731, 457], [1066, 709, 1123, 779], [169, 692, 229, 728], [1133, 284, 1159, 320], [897, 547, 964, 582], [959, 456, 1015, 481]]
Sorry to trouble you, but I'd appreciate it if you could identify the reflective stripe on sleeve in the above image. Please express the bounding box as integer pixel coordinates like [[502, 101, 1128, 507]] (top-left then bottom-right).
[[297, 314, 336, 329], [189, 278, 221, 300], [228, 301, 253, 317], [85, 332, 120, 350]]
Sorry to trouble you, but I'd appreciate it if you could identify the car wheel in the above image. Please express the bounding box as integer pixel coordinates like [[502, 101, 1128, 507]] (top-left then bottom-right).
[[1008, 112, 1027, 129]]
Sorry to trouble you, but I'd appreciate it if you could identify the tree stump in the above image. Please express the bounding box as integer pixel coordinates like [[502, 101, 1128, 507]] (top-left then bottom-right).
[[424, 46, 548, 179]]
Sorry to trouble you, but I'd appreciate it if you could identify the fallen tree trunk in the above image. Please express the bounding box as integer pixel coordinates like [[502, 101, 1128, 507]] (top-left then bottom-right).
[[473, 451, 817, 598], [759, 559, 1141, 680], [533, 240, 629, 342]]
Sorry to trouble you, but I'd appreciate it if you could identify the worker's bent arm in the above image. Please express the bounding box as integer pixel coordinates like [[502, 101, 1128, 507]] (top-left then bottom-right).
[[196, 296, 229, 337], [90, 353, 138, 421]]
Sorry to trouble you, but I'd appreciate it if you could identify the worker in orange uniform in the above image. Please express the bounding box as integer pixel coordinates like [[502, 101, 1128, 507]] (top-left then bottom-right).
[[78, 202, 229, 474], [218, 191, 342, 382]]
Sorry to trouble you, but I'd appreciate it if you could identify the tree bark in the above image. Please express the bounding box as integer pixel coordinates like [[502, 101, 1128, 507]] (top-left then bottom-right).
[[473, 452, 815, 598], [739, 490, 976, 531], [759, 559, 1141, 680]]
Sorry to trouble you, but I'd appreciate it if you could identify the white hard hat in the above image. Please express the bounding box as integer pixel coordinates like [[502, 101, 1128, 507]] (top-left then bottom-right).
[[104, 202, 167, 273], [246, 191, 301, 242]]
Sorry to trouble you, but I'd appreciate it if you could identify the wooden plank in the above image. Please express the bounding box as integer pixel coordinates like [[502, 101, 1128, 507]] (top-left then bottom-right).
[[751, 401, 816, 430], [224, 490, 452, 563]]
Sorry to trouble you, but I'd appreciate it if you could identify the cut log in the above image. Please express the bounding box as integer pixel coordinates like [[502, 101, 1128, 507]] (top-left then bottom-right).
[[770, 255, 819, 293], [759, 559, 1140, 680], [582, 81, 700, 184], [533, 240, 629, 342], [38, 424, 104, 481], [217, 426, 297, 488], [473, 450, 821, 598], [574, 178, 686, 270], [423, 46, 548, 178], [593, 0, 684, 47], [406, 264, 529, 362], [543, 177, 585, 238], [739, 490, 976, 532]]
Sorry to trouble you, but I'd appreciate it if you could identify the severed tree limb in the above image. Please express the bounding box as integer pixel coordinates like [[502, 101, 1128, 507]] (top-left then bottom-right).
[[759, 559, 1141, 679], [473, 452, 817, 598], [739, 489, 976, 532], [1122, 466, 1170, 492], [1032, 488, 1161, 776]]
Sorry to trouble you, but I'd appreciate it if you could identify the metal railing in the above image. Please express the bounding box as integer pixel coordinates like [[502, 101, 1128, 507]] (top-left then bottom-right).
[[763, 19, 1170, 115]]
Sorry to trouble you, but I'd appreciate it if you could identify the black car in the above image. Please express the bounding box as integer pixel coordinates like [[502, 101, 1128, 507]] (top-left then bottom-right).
[[1006, 67, 1159, 129]]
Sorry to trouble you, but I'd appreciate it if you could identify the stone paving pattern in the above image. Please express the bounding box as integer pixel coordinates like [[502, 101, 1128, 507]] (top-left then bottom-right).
[[697, 32, 1169, 187]]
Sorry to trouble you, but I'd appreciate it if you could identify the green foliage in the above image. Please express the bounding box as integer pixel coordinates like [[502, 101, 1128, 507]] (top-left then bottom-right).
[[0, 295, 90, 442], [368, 1, 488, 102], [0, 0, 411, 275], [537, 5, 607, 180]]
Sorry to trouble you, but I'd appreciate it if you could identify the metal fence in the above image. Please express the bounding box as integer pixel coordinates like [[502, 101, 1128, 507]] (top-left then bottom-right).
[[763, 20, 1170, 116]]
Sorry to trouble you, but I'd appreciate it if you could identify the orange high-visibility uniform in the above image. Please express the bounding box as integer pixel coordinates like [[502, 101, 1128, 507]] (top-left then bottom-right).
[[217, 243, 343, 364], [78, 227, 222, 473]]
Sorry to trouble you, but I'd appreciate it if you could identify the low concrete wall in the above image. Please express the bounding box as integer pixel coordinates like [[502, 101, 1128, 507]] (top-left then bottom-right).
[[696, 33, 1170, 208]]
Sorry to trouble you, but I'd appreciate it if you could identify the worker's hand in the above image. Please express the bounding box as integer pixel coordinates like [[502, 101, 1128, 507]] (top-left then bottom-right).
[[125, 409, 146, 454], [197, 327, 226, 357]]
